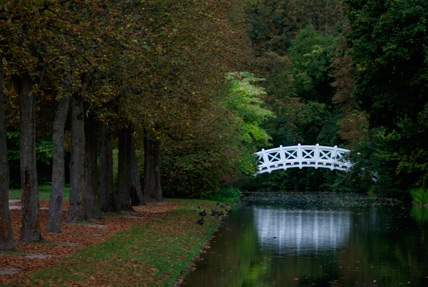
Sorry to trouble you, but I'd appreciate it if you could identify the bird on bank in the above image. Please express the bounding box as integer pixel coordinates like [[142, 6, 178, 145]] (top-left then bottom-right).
[[196, 218, 205, 225], [217, 202, 231, 211], [210, 209, 224, 217]]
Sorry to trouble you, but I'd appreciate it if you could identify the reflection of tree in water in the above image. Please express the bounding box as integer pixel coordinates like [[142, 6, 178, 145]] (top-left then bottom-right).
[[254, 207, 351, 253], [410, 206, 428, 225], [186, 195, 428, 287]]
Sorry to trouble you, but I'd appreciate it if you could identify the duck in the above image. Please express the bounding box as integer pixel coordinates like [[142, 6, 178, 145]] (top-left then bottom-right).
[[196, 218, 205, 225]]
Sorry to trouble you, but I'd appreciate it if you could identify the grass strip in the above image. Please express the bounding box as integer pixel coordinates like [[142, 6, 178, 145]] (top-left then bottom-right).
[[4, 199, 223, 287], [9, 183, 70, 200]]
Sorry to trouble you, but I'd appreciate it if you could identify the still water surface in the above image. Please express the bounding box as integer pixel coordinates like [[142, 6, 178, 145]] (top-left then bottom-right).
[[183, 193, 428, 286]]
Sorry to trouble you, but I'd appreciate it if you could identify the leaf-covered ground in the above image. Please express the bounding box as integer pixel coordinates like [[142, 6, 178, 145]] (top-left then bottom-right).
[[1, 199, 223, 286]]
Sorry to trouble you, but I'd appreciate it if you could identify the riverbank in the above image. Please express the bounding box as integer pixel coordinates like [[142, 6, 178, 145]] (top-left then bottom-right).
[[1, 199, 227, 286]]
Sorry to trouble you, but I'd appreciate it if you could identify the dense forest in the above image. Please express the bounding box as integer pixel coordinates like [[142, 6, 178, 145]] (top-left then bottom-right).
[[240, 0, 428, 199], [1, 0, 427, 250]]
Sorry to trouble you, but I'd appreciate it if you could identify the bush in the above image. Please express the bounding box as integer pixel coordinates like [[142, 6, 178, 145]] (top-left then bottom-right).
[[410, 187, 428, 205], [201, 187, 241, 202]]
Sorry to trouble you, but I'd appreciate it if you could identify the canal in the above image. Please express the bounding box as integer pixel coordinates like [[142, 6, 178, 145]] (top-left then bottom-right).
[[183, 193, 428, 286]]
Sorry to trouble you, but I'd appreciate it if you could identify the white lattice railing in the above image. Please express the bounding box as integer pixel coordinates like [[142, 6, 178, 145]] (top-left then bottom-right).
[[255, 144, 352, 175]]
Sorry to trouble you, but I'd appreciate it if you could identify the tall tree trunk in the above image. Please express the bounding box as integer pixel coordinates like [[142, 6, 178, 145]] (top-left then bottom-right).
[[99, 125, 116, 212], [67, 95, 85, 222], [0, 72, 14, 250], [15, 73, 42, 242], [84, 112, 101, 219], [46, 95, 69, 233], [130, 135, 144, 206], [116, 128, 133, 210], [143, 134, 162, 203]]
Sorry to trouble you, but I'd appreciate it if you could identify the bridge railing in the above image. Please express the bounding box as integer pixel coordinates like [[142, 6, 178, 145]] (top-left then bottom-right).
[[255, 144, 352, 175]]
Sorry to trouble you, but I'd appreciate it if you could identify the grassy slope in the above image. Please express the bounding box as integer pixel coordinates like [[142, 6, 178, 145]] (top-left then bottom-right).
[[4, 200, 224, 287]]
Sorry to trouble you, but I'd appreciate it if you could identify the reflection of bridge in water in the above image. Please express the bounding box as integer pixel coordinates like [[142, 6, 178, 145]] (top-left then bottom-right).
[[254, 207, 351, 253], [255, 144, 352, 175]]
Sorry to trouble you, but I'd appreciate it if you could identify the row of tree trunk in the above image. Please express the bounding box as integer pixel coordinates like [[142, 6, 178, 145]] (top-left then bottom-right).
[[0, 79, 163, 250]]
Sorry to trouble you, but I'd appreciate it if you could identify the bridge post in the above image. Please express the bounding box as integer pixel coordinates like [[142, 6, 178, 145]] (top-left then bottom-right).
[[261, 148, 271, 173], [315, 143, 320, 169], [331, 145, 338, 170], [297, 143, 302, 169], [279, 145, 285, 168]]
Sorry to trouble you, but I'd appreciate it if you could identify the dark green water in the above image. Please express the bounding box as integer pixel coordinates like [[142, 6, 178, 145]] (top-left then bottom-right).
[[183, 193, 428, 286]]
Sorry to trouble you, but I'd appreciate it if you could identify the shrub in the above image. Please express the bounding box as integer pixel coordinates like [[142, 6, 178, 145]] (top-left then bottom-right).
[[410, 187, 428, 205], [201, 187, 241, 202]]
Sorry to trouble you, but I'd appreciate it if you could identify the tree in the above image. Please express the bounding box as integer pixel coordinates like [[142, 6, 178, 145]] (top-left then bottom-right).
[[161, 72, 275, 197], [346, 0, 428, 128], [99, 125, 116, 212], [0, 71, 14, 250], [225, 72, 274, 148], [13, 73, 42, 242], [288, 25, 338, 103], [130, 135, 144, 206], [224, 72, 274, 175], [346, 0, 428, 197], [330, 22, 368, 146], [116, 0, 242, 200], [143, 133, 162, 203], [115, 127, 144, 209], [46, 93, 69, 232], [0, 0, 72, 241], [83, 110, 101, 219], [160, 106, 242, 198], [54, 0, 137, 216], [263, 25, 340, 148], [116, 128, 134, 210], [247, 0, 345, 75], [0, 0, 261, 213], [67, 95, 85, 222], [46, 62, 72, 232]]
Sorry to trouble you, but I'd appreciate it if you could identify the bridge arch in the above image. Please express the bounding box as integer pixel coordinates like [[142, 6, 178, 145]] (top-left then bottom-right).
[[255, 144, 352, 175]]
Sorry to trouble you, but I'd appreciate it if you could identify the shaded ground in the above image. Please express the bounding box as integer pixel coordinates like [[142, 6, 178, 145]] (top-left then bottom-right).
[[0, 200, 182, 285]]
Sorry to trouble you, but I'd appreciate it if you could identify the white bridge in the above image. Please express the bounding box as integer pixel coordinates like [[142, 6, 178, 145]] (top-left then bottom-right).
[[255, 144, 352, 175]]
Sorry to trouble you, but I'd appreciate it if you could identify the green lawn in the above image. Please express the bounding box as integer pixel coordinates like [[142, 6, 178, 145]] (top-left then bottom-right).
[[3, 199, 225, 286], [9, 183, 70, 201]]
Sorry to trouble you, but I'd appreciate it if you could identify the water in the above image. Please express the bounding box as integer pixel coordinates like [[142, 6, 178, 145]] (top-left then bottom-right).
[[183, 193, 428, 286]]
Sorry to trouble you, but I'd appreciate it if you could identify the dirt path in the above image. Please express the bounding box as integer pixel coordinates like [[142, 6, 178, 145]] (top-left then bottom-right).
[[0, 200, 181, 284]]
